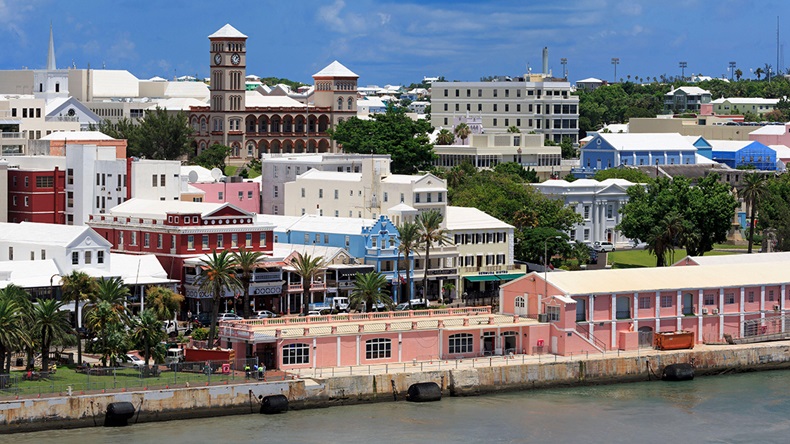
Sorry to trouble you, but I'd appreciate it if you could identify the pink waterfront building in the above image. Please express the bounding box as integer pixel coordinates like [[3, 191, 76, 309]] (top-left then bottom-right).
[[189, 179, 260, 213], [218, 253, 790, 370]]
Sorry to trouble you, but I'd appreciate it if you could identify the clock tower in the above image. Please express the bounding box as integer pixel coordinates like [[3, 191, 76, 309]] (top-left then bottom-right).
[[208, 24, 247, 148]]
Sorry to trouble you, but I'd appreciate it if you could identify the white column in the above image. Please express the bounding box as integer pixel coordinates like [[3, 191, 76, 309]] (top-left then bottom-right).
[[312, 338, 317, 369], [633, 293, 639, 320], [782, 285, 786, 333], [611, 294, 617, 348], [356, 335, 360, 366], [676, 290, 682, 331], [398, 333, 402, 362], [740, 287, 745, 338], [761, 285, 766, 322], [718, 288, 725, 339], [654, 291, 660, 332], [589, 295, 595, 337], [337, 336, 341, 367]]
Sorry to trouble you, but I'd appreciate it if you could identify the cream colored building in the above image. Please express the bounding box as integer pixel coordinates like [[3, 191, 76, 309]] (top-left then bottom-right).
[[711, 97, 779, 116], [284, 157, 447, 221], [433, 132, 566, 180], [0, 95, 82, 156], [445, 206, 522, 298], [628, 117, 750, 141]]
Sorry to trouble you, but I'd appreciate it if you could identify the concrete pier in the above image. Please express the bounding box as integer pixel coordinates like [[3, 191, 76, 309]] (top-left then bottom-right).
[[2, 341, 789, 434]]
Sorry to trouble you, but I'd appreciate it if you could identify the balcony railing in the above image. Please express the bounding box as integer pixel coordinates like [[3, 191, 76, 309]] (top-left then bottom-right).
[[1, 132, 22, 139], [46, 116, 80, 122]]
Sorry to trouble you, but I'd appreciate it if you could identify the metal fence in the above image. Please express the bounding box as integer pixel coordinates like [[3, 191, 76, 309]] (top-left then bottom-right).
[[0, 357, 266, 400]]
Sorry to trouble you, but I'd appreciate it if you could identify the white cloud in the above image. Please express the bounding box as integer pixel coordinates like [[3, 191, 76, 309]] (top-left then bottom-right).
[[107, 35, 137, 63]]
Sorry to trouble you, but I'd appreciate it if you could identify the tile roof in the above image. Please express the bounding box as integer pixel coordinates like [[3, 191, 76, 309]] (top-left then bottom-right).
[[313, 60, 358, 78], [209, 24, 247, 39]]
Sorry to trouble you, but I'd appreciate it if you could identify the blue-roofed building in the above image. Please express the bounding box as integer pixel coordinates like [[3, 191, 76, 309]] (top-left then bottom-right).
[[708, 140, 777, 171], [686, 135, 712, 159], [265, 213, 414, 303], [576, 133, 698, 177]]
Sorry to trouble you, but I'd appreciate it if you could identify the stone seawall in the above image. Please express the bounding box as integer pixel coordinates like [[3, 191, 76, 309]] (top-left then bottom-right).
[[3, 343, 790, 434]]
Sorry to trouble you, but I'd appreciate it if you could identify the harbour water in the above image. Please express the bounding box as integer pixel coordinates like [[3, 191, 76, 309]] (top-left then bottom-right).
[[12, 370, 790, 443]]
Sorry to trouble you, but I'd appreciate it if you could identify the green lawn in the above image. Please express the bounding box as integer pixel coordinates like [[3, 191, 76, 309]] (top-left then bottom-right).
[[608, 248, 737, 268], [1, 364, 250, 398], [224, 165, 238, 176]]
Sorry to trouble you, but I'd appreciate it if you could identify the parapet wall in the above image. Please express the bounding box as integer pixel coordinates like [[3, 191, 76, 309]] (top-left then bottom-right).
[[3, 343, 790, 433]]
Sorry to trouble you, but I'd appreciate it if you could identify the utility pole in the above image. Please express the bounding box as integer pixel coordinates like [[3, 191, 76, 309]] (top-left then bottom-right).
[[729, 61, 736, 80], [679, 61, 687, 81], [560, 58, 568, 79], [611, 58, 619, 83]]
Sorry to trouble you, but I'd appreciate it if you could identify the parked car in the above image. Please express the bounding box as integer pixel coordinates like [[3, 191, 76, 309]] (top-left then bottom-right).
[[631, 239, 648, 249], [125, 354, 145, 369], [396, 299, 429, 311], [217, 312, 243, 321], [194, 312, 212, 327], [255, 310, 278, 319], [593, 241, 615, 252]]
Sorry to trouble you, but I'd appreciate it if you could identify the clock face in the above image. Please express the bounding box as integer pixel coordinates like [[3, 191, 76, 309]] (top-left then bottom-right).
[[214, 53, 222, 65], [231, 53, 241, 65]]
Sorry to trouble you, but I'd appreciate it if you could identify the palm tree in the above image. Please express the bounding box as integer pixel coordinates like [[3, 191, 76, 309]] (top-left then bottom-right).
[[436, 129, 454, 145], [454, 122, 471, 144], [350, 271, 393, 312], [233, 249, 266, 318], [397, 221, 420, 307], [734, 69, 743, 81], [755, 67, 763, 80], [417, 210, 452, 302], [91, 277, 130, 325], [145, 285, 185, 330], [506, 125, 520, 133], [442, 282, 456, 304], [130, 309, 166, 367], [196, 251, 241, 348], [741, 173, 768, 254], [60, 271, 98, 365], [0, 285, 33, 372], [32, 299, 71, 373], [0, 297, 31, 376], [290, 252, 324, 315], [647, 211, 685, 267]]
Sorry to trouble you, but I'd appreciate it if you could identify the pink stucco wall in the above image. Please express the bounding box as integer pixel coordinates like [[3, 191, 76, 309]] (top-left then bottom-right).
[[749, 123, 790, 148], [190, 181, 260, 213]]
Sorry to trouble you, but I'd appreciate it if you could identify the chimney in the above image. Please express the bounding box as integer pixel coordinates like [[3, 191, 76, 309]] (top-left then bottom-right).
[[542, 47, 549, 75]]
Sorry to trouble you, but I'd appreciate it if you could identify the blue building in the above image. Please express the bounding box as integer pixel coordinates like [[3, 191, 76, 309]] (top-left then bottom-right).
[[707, 140, 777, 171], [266, 214, 413, 303], [578, 133, 698, 176]]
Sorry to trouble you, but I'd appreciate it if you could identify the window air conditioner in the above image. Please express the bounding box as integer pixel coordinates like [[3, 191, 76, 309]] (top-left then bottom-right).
[[701, 308, 708, 315], [712, 308, 719, 314], [774, 305, 781, 311]]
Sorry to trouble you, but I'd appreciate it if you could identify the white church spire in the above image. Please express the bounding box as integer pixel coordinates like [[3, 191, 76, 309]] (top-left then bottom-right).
[[47, 23, 56, 70]]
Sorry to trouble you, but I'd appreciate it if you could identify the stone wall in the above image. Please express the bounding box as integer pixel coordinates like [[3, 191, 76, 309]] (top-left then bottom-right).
[[3, 343, 790, 433]]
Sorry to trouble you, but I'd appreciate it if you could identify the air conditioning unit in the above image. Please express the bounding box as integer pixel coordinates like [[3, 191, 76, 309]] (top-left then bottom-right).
[[116, 187, 122, 191], [100, 186, 106, 191], [537, 313, 549, 323], [701, 308, 708, 315], [712, 308, 719, 314], [774, 305, 781, 312]]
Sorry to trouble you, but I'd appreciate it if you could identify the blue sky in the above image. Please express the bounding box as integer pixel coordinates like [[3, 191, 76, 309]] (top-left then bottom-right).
[[1, 0, 787, 86]]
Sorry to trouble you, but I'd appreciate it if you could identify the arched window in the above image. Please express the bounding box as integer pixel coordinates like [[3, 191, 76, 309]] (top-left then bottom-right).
[[347, 97, 353, 110], [282, 343, 310, 365], [246, 142, 256, 157], [337, 97, 343, 110], [365, 338, 392, 359], [448, 333, 473, 354]]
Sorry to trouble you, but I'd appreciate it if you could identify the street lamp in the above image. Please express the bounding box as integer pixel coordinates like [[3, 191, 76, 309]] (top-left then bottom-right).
[[560, 58, 568, 79], [49, 273, 61, 301], [611, 58, 620, 83], [679, 61, 687, 81], [728, 61, 736, 80], [542, 235, 562, 316]]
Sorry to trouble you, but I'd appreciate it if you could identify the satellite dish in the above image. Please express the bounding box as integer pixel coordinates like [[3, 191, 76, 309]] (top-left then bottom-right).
[[187, 170, 198, 183], [210, 168, 222, 182]]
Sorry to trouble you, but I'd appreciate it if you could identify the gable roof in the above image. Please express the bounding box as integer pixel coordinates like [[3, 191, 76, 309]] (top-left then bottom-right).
[[209, 24, 247, 39], [674, 252, 790, 267], [313, 61, 358, 78], [107, 198, 252, 219], [445, 206, 513, 230], [666, 86, 710, 96], [592, 133, 697, 151], [0, 222, 111, 248]]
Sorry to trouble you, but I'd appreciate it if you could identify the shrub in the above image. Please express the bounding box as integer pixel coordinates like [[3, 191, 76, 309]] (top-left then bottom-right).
[[191, 327, 208, 341]]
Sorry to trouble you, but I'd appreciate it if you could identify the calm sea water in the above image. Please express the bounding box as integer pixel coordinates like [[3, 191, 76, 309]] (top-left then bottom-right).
[[11, 370, 790, 443]]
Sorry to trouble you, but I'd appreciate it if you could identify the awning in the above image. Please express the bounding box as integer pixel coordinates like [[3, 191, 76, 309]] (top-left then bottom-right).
[[464, 273, 525, 283]]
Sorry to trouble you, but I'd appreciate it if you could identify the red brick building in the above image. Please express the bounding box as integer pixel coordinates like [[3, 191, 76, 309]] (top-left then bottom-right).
[[87, 198, 274, 287], [7, 167, 66, 224]]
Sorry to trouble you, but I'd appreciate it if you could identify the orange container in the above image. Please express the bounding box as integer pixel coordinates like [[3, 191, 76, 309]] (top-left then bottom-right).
[[654, 331, 695, 350]]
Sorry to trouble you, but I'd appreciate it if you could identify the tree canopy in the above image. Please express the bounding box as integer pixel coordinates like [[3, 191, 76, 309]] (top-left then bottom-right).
[[93, 107, 193, 160], [190, 143, 232, 171], [618, 174, 737, 265], [593, 167, 652, 183], [328, 105, 435, 174]]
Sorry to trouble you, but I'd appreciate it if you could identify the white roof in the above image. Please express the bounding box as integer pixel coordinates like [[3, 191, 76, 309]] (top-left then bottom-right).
[[600, 123, 628, 133], [153, 97, 207, 111], [387, 202, 417, 213], [695, 153, 717, 164], [108, 198, 234, 219], [245, 90, 304, 108], [0, 222, 110, 248], [595, 133, 697, 151], [110, 253, 176, 285], [209, 24, 247, 39], [676, 252, 790, 267], [445, 206, 513, 230], [181, 165, 216, 182], [263, 213, 375, 236], [769, 145, 790, 159], [313, 61, 358, 78], [711, 97, 779, 105], [270, 243, 347, 263], [533, 178, 637, 192], [707, 140, 755, 152], [577, 77, 604, 83], [750, 125, 788, 136], [148, 76, 167, 82], [358, 96, 387, 108], [0, 260, 61, 289], [163, 81, 210, 100], [666, 86, 710, 96], [526, 261, 790, 296], [40, 131, 115, 141], [90, 70, 140, 98], [298, 170, 361, 182]]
